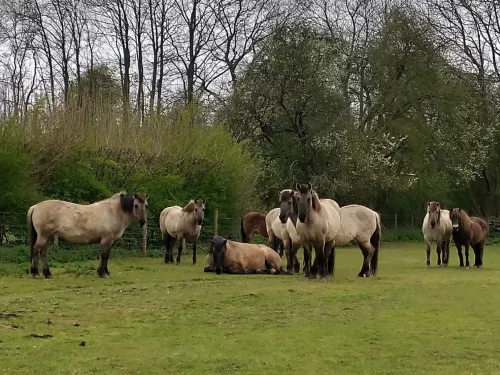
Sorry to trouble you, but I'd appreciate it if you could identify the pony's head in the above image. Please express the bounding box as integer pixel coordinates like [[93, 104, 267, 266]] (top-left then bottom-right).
[[185, 199, 205, 225], [210, 236, 227, 275], [449, 208, 465, 232], [295, 182, 314, 223], [427, 201, 441, 229], [278, 189, 295, 224], [120, 193, 149, 227]]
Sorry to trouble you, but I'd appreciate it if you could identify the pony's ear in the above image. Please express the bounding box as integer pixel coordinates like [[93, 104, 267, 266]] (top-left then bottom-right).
[[133, 193, 138, 199], [427, 202, 430, 206], [222, 239, 227, 246], [436, 202, 440, 207], [295, 183, 300, 191], [145, 193, 149, 200], [307, 183, 312, 191], [459, 208, 461, 212]]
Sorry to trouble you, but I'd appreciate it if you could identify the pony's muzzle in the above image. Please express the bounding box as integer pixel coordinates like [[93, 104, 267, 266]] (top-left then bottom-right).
[[197, 219, 204, 225], [298, 214, 306, 223], [452, 224, 459, 231], [139, 220, 146, 227], [279, 214, 287, 224], [430, 221, 436, 228]]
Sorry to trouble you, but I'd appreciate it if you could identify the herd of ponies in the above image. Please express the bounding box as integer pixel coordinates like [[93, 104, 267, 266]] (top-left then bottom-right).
[[25, 184, 489, 282]]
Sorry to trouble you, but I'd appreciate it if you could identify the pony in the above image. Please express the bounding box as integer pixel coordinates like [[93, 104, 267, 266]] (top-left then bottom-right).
[[160, 199, 205, 265], [295, 183, 341, 282], [265, 208, 285, 257], [277, 189, 305, 274], [240, 212, 268, 243], [422, 201, 452, 267], [27, 192, 149, 278], [449, 208, 489, 268], [204, 236, 289, 275], [334, 204, 382, 277]]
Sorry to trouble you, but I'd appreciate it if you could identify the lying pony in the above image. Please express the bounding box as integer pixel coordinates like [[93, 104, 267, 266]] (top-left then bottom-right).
[[204, 236, 290, 275]]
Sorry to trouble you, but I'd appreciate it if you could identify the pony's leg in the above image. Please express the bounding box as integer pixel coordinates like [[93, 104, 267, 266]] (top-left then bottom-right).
[[292, 243, 301, 274], [357, 242, 372, 277], [30, 240, 46, 278], [40, 242, 52, 279], [192, 240, 197, 265], [464, 243, 470, 269], [436, 243, 442, 268], [425, 242, 431, 267], [164, 234, 175, 263], [320, 240, 333, 281], [303, 244, 311, 278], [176, 236, 184, 265], [97, 242, 112, 278], [327, 243, 336, 277], [284, 239, 293, 273], [268, 234, 277, 252], [479, 244, 484, 268], [309, 241, 325, 280], [456, 243, 464, 267], [442, 241, 450, 267], [278, 240, 284, 258]]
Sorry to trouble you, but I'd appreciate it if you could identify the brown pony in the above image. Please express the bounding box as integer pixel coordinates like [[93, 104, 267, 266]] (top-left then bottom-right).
[[160, 199, 205, 265], [449, 208, 488, 268], [27, 192, 149, 278], [240, 212, 268, 243], [204, 236, 290, 275]]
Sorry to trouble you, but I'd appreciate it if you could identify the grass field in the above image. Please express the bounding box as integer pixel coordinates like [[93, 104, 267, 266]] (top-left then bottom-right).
[[1, 242, 500, 375]]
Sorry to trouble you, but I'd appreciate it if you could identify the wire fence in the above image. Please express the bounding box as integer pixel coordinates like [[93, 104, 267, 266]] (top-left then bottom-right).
[[0, 211, 421, 249]]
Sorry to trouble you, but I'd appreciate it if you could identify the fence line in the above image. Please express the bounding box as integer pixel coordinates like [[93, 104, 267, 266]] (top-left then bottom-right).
[[1, 211, 498, 257]]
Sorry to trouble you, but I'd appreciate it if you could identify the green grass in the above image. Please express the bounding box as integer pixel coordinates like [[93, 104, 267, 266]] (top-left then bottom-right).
[[1, 242, 500, 374]]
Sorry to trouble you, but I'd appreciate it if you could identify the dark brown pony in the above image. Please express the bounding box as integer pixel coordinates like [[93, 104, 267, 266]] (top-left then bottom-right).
[[449, 208, 489, 268], [240, 212, 268, 243]]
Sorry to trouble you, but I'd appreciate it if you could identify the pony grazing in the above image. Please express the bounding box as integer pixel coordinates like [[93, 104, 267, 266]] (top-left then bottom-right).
[[240, 212, 268, 243], [27, 192, 149, 278], [295, 183, 341, 281], [160, 199, 205, 265], [204, 236, 289, 275], [422, 202, 452, 267], [449, 208, 489, 268]]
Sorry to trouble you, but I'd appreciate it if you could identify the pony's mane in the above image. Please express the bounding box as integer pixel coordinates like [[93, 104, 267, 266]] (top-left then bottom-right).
[[279, 189, 294, 200], [183, 199, 204, 212], [311, 190, 321, 211], [451, 208, 473, 228]]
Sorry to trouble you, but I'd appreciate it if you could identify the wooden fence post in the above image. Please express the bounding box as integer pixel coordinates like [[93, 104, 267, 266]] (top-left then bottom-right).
[[142, 224, 147, 256], [394, 213, 398, 230], [214, 210, 219, 236]]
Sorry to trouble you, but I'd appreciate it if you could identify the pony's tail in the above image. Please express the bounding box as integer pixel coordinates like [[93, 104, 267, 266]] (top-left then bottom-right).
[[240, 218, 248, 243], [370, 213, 382, 276], [27, 206, 37, 262]]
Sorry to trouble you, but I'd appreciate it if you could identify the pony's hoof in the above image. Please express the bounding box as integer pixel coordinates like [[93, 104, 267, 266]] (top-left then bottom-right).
[[477, 265, 483, 269], [466, 266, 470, 270], [426, 264, 430, 268], [319, 276, 329, 283], [44, 274, 53, 279]]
